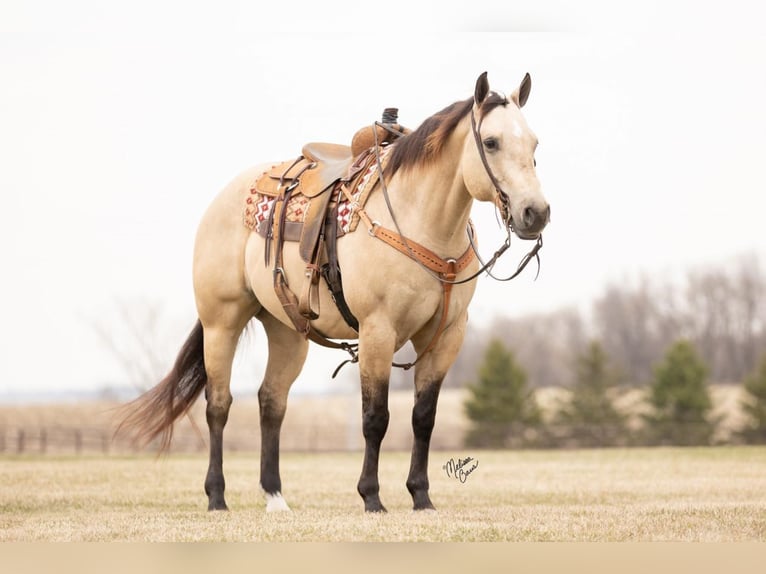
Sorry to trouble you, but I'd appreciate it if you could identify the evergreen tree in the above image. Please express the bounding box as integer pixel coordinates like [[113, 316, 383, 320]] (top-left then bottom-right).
[[643, 340, 716, 446], [555, 340, 627, 447], [739, 354, 766, 444], [464, 339, 541, 448]]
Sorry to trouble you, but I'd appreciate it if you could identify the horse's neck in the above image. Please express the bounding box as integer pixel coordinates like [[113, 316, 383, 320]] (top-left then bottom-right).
[[384, 153, 473, 255]]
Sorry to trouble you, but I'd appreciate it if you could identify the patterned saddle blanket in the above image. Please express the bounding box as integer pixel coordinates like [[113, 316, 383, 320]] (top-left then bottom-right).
[[244, 145, 392, 243]]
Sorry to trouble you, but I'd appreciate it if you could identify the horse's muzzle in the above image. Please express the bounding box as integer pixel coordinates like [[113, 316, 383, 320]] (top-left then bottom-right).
[[515, 203, 550, 239]]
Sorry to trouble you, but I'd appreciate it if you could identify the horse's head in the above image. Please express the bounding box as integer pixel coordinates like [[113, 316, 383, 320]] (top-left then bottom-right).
[[462, 72, 550, 240]]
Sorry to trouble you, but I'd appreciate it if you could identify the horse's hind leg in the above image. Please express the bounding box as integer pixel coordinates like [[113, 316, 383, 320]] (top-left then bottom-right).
[[200, 293, 258, 510], [257, 312, 308, 512], [202, 320, 251, 511], [407, 313, 468, 511]]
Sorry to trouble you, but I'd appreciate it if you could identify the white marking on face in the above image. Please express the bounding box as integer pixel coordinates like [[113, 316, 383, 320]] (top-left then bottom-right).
[[264, 491, 291, 512], [512, 120, 523, 139]]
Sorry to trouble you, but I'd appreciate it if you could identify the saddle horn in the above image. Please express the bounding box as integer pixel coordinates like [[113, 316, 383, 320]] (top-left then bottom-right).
[[351, 108, 410, 157], [381, 108, 399, 124]]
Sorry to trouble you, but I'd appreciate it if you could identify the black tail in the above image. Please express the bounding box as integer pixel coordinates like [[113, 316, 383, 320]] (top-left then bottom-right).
[[115, 319, 206, 452]]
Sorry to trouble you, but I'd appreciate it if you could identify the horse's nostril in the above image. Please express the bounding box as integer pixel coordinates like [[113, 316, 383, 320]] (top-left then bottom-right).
[[523, 206, 536, 228], [521, 204, 550, 232]]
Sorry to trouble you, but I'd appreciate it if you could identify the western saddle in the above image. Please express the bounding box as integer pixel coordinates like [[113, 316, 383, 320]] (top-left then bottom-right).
[[247, 113, 409, 346]]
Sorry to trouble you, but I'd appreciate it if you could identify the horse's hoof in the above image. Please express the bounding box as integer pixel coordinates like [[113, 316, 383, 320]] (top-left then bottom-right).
[[411, 492, 436, 511], [413, 507, 438, 514], [265, 492, 291, 512], [207, 500, 228, 511]]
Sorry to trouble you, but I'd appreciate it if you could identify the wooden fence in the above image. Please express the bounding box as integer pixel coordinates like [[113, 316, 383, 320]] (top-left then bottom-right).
[[1, 426, 113, 455]]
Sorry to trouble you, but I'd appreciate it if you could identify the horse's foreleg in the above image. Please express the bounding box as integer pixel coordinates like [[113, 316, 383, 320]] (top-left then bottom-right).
[[407, 380, 442, 511], [257, 312, 308, 512], [202, 324, 244, 511], [407, 314, 468, 511], [357, 322, 396, 513]]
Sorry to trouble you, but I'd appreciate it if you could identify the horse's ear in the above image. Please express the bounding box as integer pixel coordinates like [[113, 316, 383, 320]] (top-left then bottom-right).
[[511, 73, 532, 108], [474, 71, 489, 105]]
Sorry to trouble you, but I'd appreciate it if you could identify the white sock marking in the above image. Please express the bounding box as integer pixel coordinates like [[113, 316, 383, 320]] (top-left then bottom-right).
[[264, 491, 291, 512]]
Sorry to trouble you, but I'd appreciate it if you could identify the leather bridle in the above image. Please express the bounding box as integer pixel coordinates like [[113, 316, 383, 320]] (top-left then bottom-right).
[[470, 106, 514, 228], [466, 105, 543, 282]]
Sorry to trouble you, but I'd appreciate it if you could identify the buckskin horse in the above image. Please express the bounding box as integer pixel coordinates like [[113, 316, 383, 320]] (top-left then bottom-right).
[[118, 72, 550, 512]]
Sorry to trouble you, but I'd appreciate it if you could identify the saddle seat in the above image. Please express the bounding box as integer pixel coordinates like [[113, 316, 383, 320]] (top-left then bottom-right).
[[302, 142, 353, 166], [254, 143, 354, 199]]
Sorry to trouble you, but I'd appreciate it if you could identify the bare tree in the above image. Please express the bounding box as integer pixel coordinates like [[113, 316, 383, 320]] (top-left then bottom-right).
[[685, 255, 766, 381], [87, 297, 183, 391], [592, 277, 675, 385], [735, 255, 766, 375], [486, 308, 588, 387], [86, 297, 206, 448]]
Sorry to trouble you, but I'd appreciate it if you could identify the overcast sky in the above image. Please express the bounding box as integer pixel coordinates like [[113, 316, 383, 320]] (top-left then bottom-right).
[[2, 1, 765, 399]]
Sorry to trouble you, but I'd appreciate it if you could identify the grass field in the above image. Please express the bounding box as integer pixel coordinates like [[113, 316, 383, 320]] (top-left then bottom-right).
[[2, 447, 765, 541]]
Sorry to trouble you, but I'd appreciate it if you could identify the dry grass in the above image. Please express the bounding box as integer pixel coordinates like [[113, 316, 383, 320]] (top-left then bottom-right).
[[1, 447, 765, 541]]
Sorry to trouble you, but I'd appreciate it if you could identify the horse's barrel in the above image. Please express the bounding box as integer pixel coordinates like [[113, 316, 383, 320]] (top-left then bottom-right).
[[351, 108, 411, 157]]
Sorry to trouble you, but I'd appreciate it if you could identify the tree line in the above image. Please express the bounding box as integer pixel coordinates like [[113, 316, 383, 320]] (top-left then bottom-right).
[[441, 253, 766, 390], [464, 336, 766, 448]]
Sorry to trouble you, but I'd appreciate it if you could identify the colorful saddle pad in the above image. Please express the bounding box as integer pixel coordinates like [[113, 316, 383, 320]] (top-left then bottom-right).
[[244, 145, 392, 236]]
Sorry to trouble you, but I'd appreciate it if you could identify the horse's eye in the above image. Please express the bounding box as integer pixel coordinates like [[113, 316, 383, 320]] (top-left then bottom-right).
[[483, 138, 499, 152], [533, 158, 537, 167]]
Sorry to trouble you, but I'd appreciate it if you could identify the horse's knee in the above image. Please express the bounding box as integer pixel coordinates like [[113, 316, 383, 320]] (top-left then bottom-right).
[[258, 386, 288, 429], [360, 378, 390, 438], [362, 407, 390, 441], [412, 383, 441, 438], [412, 401, 436, 437]]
